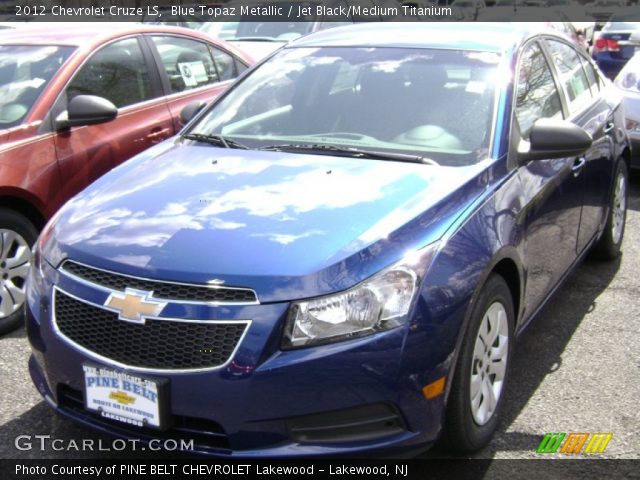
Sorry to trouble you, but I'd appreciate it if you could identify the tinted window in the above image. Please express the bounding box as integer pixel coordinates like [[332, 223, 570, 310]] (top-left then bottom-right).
[[235, 58, 248, 76], [515, 42, 563, 135], [545, 40, 592, 114], [151, 36, 218, 93], [67, 38, 152, 108], [210, 46, 237, 82], [580, 56, 601, 96]]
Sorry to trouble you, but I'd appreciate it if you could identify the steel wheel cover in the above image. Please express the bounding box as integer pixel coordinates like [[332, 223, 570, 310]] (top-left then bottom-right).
[[470, 301, 509, 426], [0, 229, 31, 318], [612, 170, 626, 245]]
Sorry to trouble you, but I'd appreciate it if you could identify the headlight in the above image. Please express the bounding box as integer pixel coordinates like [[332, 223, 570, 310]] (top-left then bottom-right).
[[283, 243, 439, 349], [32, 229, 50, 278], [32, 213, 63, 276]]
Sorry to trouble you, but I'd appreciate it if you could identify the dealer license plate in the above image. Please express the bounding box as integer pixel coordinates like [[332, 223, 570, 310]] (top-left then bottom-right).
[[82, 365, 166, 429]]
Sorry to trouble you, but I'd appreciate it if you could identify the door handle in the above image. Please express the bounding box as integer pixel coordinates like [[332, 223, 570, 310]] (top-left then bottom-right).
[[572, 157, 586, 177], [146, 127, 172, 143], [603, 122, 615, 134]]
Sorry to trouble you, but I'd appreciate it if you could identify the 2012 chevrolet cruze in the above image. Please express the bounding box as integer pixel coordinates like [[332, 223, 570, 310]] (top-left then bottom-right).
[[27, 23, 629, 457]]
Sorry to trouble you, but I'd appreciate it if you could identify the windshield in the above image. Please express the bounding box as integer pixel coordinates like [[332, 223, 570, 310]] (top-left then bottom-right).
[[202, 21, 315, 42], [190, 46, 499, 166], [0, 45, 74, 128]]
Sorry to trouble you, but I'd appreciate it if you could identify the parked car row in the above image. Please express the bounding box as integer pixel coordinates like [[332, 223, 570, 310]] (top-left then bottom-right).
[[20, 22, 630, 458]]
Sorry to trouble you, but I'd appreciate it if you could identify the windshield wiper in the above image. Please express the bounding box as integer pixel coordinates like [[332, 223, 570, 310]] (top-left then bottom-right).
[[183, 133, 249, 150], [259, 144, 438, 165]]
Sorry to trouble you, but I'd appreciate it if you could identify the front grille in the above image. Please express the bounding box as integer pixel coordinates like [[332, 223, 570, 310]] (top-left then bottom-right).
[[61, 261, 257, 303], [54, 290, 247, 370], [57, 385, 231, 452]]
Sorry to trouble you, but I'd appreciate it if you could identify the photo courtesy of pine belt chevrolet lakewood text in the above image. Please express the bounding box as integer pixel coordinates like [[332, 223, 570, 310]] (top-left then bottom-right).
[[26, 23, 630, 457]]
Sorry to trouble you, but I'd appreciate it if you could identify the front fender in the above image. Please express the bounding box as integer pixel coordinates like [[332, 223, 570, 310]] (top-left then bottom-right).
[[400, 164, 525, 416]]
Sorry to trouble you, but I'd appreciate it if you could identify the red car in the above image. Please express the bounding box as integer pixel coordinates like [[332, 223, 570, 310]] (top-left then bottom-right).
[[0, 24, 253, 334]]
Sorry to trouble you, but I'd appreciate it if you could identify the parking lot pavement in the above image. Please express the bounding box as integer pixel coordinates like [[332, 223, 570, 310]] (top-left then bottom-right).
[[1, 175, 639, 460]]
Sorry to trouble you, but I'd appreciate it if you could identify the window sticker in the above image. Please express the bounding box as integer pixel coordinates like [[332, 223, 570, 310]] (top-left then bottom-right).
[[178, 61, 208, 87]]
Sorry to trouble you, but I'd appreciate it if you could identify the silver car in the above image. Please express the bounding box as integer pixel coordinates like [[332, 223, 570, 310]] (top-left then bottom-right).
[[615, 50, 640, 168]]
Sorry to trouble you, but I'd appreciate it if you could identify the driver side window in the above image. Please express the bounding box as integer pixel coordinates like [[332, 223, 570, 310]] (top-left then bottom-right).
[[67, 38, 153, 109], [515, 42, 564, 136]]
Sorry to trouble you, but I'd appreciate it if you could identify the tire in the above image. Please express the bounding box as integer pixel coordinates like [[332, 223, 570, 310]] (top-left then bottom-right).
[[0, 209, 38, 335], [591, 159, 628, 261], [440, 274, 515, 452]]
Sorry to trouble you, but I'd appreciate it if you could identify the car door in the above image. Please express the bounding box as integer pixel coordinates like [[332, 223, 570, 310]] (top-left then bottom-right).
[[514, 39, 585, 316], [52, 36, 174, 201], [145, 35, 249, 132], [542, 37, 615, 254]]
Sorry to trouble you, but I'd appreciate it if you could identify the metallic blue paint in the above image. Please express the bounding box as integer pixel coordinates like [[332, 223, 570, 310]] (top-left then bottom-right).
[[26, 24, 630, 457], [594, 51, 631, 79], [41, 142, 492, 302]]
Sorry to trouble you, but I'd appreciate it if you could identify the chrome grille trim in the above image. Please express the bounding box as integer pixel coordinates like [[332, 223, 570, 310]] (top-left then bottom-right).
[[59, 260, 259, 305], [52, 287, 251, 373]]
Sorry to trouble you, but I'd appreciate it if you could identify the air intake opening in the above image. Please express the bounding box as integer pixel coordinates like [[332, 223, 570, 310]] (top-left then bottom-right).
[[286, 403, 407, 444]]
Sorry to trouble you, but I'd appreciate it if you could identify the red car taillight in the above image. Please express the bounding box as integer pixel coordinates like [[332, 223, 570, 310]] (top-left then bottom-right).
[[594, 38, 620, 53]]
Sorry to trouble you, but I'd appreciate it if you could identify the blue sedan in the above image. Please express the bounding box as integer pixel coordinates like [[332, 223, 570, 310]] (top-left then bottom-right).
[[27, 23, 630, 456]]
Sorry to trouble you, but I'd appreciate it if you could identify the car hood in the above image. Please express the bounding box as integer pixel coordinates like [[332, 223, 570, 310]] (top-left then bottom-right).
[[48, 141, 491, 302]]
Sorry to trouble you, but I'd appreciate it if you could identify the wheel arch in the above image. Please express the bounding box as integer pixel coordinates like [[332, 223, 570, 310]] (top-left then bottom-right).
[[438, 248, 523, 450], [441, 247, 523, 401], [0, 194, 47, 231], [491, 256, 522, 328], [467, 247, 523, 330], [620, 146, 631, 172]]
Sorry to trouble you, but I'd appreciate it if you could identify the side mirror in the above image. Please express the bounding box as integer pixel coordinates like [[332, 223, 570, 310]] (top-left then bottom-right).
[[518, 119, 592, 163], [179, 100, 206, 127], [56, 95, 117, 130]]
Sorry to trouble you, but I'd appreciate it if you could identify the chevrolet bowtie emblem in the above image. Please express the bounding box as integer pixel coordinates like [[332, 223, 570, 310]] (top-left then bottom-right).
[[104, 288, 167, 324]]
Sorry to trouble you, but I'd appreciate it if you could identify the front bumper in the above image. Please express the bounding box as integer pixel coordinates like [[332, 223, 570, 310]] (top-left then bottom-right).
[[26, 262, 448, 457]]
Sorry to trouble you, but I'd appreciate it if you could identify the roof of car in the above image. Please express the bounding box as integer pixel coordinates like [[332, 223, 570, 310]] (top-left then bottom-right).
[[290, 22, 552, 53], [0, 23, 218, 47]]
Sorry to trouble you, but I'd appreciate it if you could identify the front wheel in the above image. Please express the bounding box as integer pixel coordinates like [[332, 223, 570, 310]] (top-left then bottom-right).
[[591, 159, 628, 260], [440, 274, 515, 452], [0, 209, 38, 335]]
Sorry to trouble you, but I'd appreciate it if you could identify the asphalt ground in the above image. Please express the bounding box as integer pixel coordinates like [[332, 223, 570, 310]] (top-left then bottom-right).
[[0, 174, 639, 465]]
